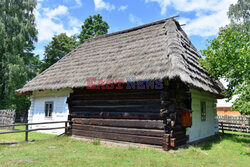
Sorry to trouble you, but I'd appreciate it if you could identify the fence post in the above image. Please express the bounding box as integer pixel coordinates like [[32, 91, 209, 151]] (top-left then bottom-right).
[[25, 124, 28, 142], [221, 122, 224, 134], [65, 122, 68, 135]]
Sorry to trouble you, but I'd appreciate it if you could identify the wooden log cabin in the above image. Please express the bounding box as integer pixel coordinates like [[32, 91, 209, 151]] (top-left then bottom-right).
[[17, 17, 224, 150]]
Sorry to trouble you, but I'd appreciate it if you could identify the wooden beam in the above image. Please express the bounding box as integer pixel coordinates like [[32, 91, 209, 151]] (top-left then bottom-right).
[[72, 118, 165, 129], [70, 99, 161, 106], [71, 112, 161, 120], [72, 129, 163, 145], [71, 105, 161, 113], [72, 124, 164, 137]]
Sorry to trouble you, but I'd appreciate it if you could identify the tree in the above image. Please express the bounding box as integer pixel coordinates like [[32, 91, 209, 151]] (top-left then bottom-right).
[[0, 0, 39, 115], [78, 14, 109, 43], [200, 0, 250, 115], [41, 14, 109, 71], [41, 33, 78, 72], [228, 0, 250, 33]]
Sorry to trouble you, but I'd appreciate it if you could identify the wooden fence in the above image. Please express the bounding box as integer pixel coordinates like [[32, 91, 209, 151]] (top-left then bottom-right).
[[217, 115, 250, 133], [0, 121, 71, 144], [0, 110, 15, 130]]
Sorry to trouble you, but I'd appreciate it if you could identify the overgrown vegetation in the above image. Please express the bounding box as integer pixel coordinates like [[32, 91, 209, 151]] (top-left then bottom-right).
[[200, 0, 250, 115], [0, 131, 249, 167]]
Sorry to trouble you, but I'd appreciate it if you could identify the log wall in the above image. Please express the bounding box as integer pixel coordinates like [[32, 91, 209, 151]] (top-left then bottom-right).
[[68, 89, 165, 146], [68, 80, 192, 149], [160, 80, 191, 150]]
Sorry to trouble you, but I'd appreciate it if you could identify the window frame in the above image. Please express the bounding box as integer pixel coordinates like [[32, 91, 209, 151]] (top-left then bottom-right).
[[45, 101, 54, 118], [200, 101, 206, 121]]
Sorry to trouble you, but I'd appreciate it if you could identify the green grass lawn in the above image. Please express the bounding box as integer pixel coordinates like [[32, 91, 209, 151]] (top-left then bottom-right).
[[0, 130, 249, 167], [0, 126, 56, 143], [219, 130, 250, 137]]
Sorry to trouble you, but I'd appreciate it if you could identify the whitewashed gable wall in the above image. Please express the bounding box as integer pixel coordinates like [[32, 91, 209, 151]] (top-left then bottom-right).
[[187, 89, 218, 142], [28, 89, 73, 135]]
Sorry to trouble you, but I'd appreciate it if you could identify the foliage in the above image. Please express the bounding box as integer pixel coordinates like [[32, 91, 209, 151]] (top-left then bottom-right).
[[228, 0, 250, 33], [41, 14, 109, 71], [78, 14, 109, 43], [0, 133, 249, 167], [41, 33, 78, 72], [0, 0, 39, 115], [200, 27, 249, 115], [201, 0, 250, 115]]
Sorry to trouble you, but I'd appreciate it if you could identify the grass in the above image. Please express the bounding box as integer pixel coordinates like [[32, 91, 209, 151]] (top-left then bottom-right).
[[219, 130, 250, 137], [0, 126, 55, 143], [0, 130, 249, 167]]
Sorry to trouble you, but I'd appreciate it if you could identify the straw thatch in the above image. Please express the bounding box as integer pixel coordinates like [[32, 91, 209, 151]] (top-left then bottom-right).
[[17, 18, 224, 95]]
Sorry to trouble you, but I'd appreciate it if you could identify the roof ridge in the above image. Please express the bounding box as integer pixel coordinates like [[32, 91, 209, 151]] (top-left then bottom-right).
[[84, 16, 179, 43]]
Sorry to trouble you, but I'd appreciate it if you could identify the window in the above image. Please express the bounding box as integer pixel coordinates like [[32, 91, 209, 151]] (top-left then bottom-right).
[[201, 101, 206, 121], [45, 102, 53, 117]]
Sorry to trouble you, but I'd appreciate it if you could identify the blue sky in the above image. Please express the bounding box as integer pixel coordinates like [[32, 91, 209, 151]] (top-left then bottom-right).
[[34, 0, 237, 59]]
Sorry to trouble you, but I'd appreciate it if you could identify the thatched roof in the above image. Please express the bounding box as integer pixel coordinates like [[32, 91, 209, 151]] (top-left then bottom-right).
[[17, 18, 224, 96]]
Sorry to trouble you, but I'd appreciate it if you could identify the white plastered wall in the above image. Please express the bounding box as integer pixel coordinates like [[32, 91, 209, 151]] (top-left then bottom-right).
[[28, 88, 73, 135], [186, 89, 218, 142]]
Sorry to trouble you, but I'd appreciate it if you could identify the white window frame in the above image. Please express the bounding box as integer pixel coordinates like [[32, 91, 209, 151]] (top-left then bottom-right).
[[45, 101, 54, 118], [201, 101, 206, 121]]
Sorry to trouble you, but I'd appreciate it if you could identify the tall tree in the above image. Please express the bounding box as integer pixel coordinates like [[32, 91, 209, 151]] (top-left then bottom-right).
[[41, 33, 78, 72], [78, 14, 109, 43], [200, 0, 250, 115], [0, 0, 39, 115], [228, 0, 250, 33]]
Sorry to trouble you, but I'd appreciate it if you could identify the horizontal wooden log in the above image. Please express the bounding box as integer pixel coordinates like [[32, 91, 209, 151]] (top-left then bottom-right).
[[71, 105, 161, 113], [0, 121, 70, 128], [72, 129, 163, 145], [0, 126, 69, 134], [218, 123, 250, 128], [72, 89, 161, 96], [172, 130, 186, 139], [70, 99, 161, 106], [70, 91, 161, 100], [71, 112, 161, 120], [170, 137, 189, 148], [219, 127, 249, 132], [72, 124, 164, 137], [72, 118, 165, 129], [163, 134, 170, 143], [166, 126, 185, 134], [174, 137, 188, 147]]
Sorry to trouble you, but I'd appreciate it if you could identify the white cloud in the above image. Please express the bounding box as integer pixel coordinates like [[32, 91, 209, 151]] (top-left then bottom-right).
[[71, 0, 83, 8], [145, 0, 237, 37], [178, 17, 190, 25], [118, 5, 128, 11], [43, 5, 68, 19], [129, 14, 143, 25], [35, 4, 81, 41], [75, 0, 82, 6], [145, 0, 171, 15], [181, 11, 229, 37], [93, 0, 115, 11]]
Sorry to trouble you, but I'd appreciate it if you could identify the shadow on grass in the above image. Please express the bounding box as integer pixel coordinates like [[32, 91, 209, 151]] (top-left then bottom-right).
[[199, 135, 223, 150], [183, 134, 250, 151], [225, 135, 250, 144]]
